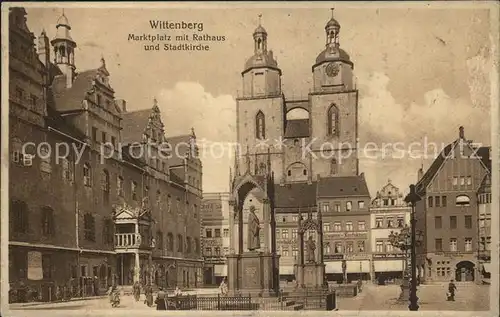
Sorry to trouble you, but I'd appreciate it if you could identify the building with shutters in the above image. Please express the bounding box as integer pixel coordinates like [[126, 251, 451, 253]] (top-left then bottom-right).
[[8, 7, 203, 298]]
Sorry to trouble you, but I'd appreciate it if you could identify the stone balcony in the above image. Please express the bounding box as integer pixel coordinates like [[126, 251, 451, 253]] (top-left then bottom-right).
[[114, 233, 142, 250]]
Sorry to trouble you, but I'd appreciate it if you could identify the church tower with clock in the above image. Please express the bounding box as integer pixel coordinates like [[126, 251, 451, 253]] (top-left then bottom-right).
[[228, 10, 368, 294]]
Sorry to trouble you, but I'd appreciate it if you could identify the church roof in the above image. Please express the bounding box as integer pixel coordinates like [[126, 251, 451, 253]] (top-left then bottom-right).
[[45, 105, 87, 141], [325, 17, 340, 29], [254, 25, 267, 34], [120, 109, 151, 144], [284, 119, 310, 138]]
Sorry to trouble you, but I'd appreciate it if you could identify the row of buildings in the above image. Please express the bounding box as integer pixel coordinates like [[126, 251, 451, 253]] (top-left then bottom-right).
[[8, 7, 204, 295], [201, 11, 492, 286]]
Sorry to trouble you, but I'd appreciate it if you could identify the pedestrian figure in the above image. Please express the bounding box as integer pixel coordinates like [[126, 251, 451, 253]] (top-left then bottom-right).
[[144, 284, 154, 307], [174, 285, 182, 297], [93, 276, 99, 296], [447, 279, 457, 301], [133, 281, 141, 302], [155, 287, 167, 310]]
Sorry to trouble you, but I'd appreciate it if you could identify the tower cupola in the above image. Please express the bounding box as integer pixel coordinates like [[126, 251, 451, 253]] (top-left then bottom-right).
[[51, 10, 77, 88]]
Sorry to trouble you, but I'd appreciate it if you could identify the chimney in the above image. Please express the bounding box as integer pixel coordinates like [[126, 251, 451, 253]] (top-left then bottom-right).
[[459, 126, 465, 139], [37, 30, 50, 68], [115, 99, 127, 112]]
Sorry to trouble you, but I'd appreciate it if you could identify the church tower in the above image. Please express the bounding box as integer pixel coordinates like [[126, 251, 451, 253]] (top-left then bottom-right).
[[236, 16, 286, 181], [50, 10, 77, 88], [309, 9, 359, 177]]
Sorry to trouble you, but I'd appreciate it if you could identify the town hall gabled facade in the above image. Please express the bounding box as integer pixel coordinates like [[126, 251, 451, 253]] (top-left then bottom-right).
[[230, 11, 371, 282], [8, 8, 203, 300]]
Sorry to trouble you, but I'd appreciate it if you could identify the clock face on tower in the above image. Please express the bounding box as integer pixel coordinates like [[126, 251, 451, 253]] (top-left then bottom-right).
[[326, 62, 340, 77]]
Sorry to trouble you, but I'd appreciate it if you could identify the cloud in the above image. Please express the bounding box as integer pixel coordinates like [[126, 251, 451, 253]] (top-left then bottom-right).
[[357, 50, 491, 194], [157, 82, 236, 192]]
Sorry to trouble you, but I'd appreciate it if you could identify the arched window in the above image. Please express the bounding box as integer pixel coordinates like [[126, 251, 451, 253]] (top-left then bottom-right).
[[195, 238, 200, 254], [303, 169, 307, 176], [186, 237, 192, 253], [327, 104, 340, 136], [456, 195, 471, 206], [83, 163, 92, 187], [256, 111, 266, 140], [330, 159, 338, 175], [83, 213, 95, 241], [257, 38, 262, 50]]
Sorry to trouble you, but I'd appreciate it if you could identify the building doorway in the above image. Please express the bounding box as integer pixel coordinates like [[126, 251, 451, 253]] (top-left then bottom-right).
[[455, 261, 475, 282]]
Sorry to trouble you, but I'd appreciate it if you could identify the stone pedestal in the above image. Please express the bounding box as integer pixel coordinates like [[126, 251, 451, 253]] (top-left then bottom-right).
[[227, 251, 279, 297], [295, 262, 325, 289]]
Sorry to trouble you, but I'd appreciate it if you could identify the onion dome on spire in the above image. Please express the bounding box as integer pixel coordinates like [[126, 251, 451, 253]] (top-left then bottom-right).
[[243, 14, 280, 74], [314, 8, 352, 67]]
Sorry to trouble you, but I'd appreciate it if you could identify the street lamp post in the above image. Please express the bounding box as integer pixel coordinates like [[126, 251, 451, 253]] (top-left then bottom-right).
[[405, 184, 422, 311], [388, 225, 411, 301]]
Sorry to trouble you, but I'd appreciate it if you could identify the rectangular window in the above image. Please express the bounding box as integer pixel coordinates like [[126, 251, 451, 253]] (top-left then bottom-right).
[[346, 242, 354, 253], [464, 215, 472, 229], [334, 204, 340, 212], [435, 196, 441, 207], [346, 201, 352, 211], [397, 217, 405, 228], [97, 94, 102, 105], [357, 221, 365, 231], [30, 94, 38, 107], [292, 229, 298, 239], [42, 254, 52, 279], [204, 247, 212, 256], [131, 181, 137, 200], [442, 196, 447, 207], [464, 238, 472, 251], [345, 221, 353, 231], [358, 201, 365, 209], [292, 248, 299, 258], [383, 199, 389, 206], [282, 229, 289, 239], [435, 216, 442, 229], [466, 176, 472, 185], [460, 177, 465, 186], [323, 223, 330, 232], [214, 229, 221, 238], [205, 229, 212, 238], [435, 238, 443, 251], [452, 177, 458, 186], [449, 238, 457, 252], [101, 131, 106, 143], [450, 216, 457, 229], [375, 217, 383, 228], [111, 136, 116, 148], [334, 222, 341, 231], [334, 242, 343, 254], [428, 196, 433, 207], [387, 218, 394, 228], [282, 247, 289, 257], [386, 242, 394, 252], [223, 228, 229, 237], [322, 203, 329, 213]]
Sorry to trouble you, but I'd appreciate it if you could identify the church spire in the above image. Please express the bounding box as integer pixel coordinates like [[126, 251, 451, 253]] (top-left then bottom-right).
[[325, 8, 341, 48], [253, 14, 268, 55]]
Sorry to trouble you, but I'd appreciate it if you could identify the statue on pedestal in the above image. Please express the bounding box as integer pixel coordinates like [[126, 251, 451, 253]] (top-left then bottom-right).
[[247, 205, 260, 251], [306, 236, 316, 263]]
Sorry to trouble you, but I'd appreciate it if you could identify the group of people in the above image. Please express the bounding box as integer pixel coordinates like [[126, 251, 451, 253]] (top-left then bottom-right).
[[123, 281, 184, 310]]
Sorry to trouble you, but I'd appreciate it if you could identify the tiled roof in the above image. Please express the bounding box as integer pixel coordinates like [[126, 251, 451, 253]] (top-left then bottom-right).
[[121, 145, 146, 169], [167, 134, 191, 163], [51, 70, 98, 112], [273, 182, 317, 208], [45, 105, 87, 141], [317, 175, 370, 198], [416, 140, 458, 195], [120, 109, 151, 144], [475, 146, 491, 171], [284, 119, 310, 138], [170, 170, 185, 186]]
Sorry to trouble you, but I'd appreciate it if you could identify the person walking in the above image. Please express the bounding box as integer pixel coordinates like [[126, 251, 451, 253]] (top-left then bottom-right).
[[144, 284, 154, 307], [447, 279, 457, 301], [133, 281, 141, 302], [155, 287, 167, 310]]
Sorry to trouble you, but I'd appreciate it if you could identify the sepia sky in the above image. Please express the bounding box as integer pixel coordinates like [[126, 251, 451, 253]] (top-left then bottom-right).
[[23, 3, 495, 196]]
